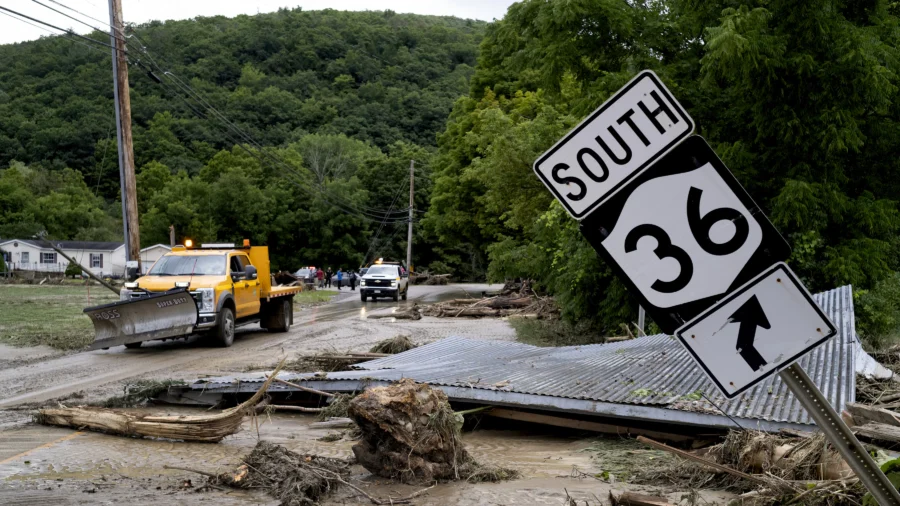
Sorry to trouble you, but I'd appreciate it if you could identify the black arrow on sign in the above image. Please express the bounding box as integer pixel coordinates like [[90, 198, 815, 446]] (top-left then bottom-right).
[[729, 295, 770, 371]]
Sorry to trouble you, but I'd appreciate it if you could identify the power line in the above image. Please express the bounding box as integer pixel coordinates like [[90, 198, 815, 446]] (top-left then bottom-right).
[[30, 0, 126, 44], [0, 5, 124, 54], [42, 0, 121, 35], [362, 179, 409, 265], [0, 9, 109, 56], [3, 5, 415, 224]]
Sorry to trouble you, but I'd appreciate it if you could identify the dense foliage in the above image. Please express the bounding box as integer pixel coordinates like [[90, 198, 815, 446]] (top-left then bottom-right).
[[0, 9, 485, 270], [424, 0, 900, 341]]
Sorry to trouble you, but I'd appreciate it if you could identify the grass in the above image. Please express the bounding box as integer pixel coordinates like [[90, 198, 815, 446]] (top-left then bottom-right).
[[0, 284, 118, 349], [102, 379, 184, 408], [579, 436, 675, 481], [294, 290, 336, 304], [510, 318, 606, 347]]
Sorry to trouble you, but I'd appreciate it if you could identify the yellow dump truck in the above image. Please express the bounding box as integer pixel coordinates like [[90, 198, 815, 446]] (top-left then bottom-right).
[[84, 241, 301, 350]]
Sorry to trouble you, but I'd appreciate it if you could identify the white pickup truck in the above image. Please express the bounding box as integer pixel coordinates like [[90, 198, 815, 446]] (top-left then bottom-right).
[[359, 263, 409, 302]]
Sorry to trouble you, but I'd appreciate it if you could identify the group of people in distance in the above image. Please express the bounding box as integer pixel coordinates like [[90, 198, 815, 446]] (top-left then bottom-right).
[[312, 267, 358, 290]]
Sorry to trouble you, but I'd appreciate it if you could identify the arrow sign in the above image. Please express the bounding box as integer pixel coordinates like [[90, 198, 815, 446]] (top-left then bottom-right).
[[674, 263, 837, 398], [729, 295, 770, 371]]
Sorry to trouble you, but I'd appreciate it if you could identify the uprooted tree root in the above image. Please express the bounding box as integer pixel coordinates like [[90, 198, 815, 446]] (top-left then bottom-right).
[[220, 440, 350, 506], [369, 334, 417, 354], [348, 378, 518, 484], [169, 440, 436, 505]]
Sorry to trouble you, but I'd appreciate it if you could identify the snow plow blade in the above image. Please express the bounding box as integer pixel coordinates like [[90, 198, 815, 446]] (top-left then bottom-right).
[[85, 288, 198, 350]]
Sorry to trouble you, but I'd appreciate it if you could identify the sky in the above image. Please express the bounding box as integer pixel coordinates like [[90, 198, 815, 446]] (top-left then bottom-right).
[[0, 0, 516, 45]]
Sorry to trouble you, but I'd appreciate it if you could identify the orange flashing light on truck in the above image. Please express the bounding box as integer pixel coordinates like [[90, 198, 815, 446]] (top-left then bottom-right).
[[84, 241, 301, 350]]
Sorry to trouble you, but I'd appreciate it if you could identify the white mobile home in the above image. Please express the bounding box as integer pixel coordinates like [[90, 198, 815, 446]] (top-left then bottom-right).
[[0, 240, 170, 278]]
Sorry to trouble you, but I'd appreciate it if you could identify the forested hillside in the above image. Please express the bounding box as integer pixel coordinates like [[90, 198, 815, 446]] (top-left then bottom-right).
[[0, 9, 484, 270], [423, 0, 900, 341]]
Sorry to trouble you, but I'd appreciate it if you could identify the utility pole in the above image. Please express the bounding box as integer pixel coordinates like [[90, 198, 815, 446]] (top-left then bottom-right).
[[406, 160, 414, 272], [169, 225, 175, 247], [109, 0, 141, 271]]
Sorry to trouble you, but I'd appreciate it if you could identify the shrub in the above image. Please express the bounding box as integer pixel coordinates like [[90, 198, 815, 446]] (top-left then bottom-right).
[[65, 262, 82, 278], [856, 273, 900, 349]]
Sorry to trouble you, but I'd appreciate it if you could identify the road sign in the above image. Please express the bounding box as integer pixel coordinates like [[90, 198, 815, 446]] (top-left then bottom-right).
[[533, 70, 694, 219], [580, 136, 790, 333], [674, 262, 836, 398], [534, 69, 900, 505]]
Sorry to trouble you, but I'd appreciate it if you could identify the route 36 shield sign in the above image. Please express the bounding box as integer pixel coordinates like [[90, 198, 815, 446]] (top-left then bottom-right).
[[579, 136, 790, 334]]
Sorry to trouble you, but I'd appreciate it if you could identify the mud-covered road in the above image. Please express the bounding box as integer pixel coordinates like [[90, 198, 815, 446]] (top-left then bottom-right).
[[0, 284, 497, 410], [0, 284, 735, 505]]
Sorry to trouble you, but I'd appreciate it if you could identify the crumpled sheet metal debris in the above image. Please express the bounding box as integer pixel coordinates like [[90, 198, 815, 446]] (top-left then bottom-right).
[[176, 286, 858, 430]]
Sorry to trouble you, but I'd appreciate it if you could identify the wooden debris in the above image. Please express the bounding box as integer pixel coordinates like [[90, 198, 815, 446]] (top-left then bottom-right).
[[271, 376, 335, 398], [309, 417, 355, 429], [36, 360, 285, 442], [854, 422, 900, 448], [486, 408, 693, 443], [419, 293, 558, 319], [846, 402, 900, 427], [636, 436, 772, 487], [610, 491, 674, 506], [267, 405, 323, 413]]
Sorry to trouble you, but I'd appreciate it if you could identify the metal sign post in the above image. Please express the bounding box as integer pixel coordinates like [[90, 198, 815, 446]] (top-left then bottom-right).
[[780, 364, 900, 505], [531, 69, 900, 504]]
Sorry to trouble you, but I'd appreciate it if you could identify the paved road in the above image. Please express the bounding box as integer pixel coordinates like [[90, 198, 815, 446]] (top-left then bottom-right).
[[0, 284, 495, 409]]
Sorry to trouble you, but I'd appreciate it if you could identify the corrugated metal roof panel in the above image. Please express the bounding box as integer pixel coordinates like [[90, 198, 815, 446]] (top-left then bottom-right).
[[187, 286, 857, 427]]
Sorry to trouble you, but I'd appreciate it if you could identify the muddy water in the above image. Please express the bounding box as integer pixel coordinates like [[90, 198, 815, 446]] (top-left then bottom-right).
[[0, 411, 735, 505]]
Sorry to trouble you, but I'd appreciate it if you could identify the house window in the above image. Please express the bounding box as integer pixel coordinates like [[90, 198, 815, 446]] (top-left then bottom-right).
[[41, 252, 57, 264], [20, 252, 29, 264], [90, 253, 103, 268]]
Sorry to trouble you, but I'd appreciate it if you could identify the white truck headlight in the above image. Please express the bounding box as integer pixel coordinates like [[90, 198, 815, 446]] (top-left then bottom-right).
[[360, 280, 366, 286], [391, 280, 398, 286], [196, 288, 215, 313], [119, 288, 132, 301]]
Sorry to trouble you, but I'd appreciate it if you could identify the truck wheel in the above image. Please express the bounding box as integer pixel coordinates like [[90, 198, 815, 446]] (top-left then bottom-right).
[[401, 288, 408, 301], [392, 290, 399, 302], [213, 307, 235, 347], [124, 341, 142, 349], [360, 293, 367, 302], [270, 300, 292, 333]]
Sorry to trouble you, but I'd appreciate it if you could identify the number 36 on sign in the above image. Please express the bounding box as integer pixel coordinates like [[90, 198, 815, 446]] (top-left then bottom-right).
[[580, 136, 790, 334]]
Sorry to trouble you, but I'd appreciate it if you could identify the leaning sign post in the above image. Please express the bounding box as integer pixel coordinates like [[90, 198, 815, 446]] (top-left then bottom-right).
[[533, 70, 900, 505]]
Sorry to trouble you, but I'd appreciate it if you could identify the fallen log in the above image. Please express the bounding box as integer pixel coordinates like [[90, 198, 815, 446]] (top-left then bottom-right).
[[309, 417, 355, 429], [846, 402, 900, 427], [36, 361, 285, 442], [854, 422, 900, 448], [636, 436, 773, 488], [610, 491, 674, 506]]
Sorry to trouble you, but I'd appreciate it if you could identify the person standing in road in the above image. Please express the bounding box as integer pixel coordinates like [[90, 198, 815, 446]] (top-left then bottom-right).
[[337, 268, 344, 290], [350, 270, 357, 291], [316, 267, 324, 288], [326, 268, 333, 288]]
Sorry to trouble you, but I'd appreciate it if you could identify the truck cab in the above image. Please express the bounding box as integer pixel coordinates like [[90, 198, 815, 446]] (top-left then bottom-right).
[[360, 260, 409, 302], [100, 241, 299, 349]]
